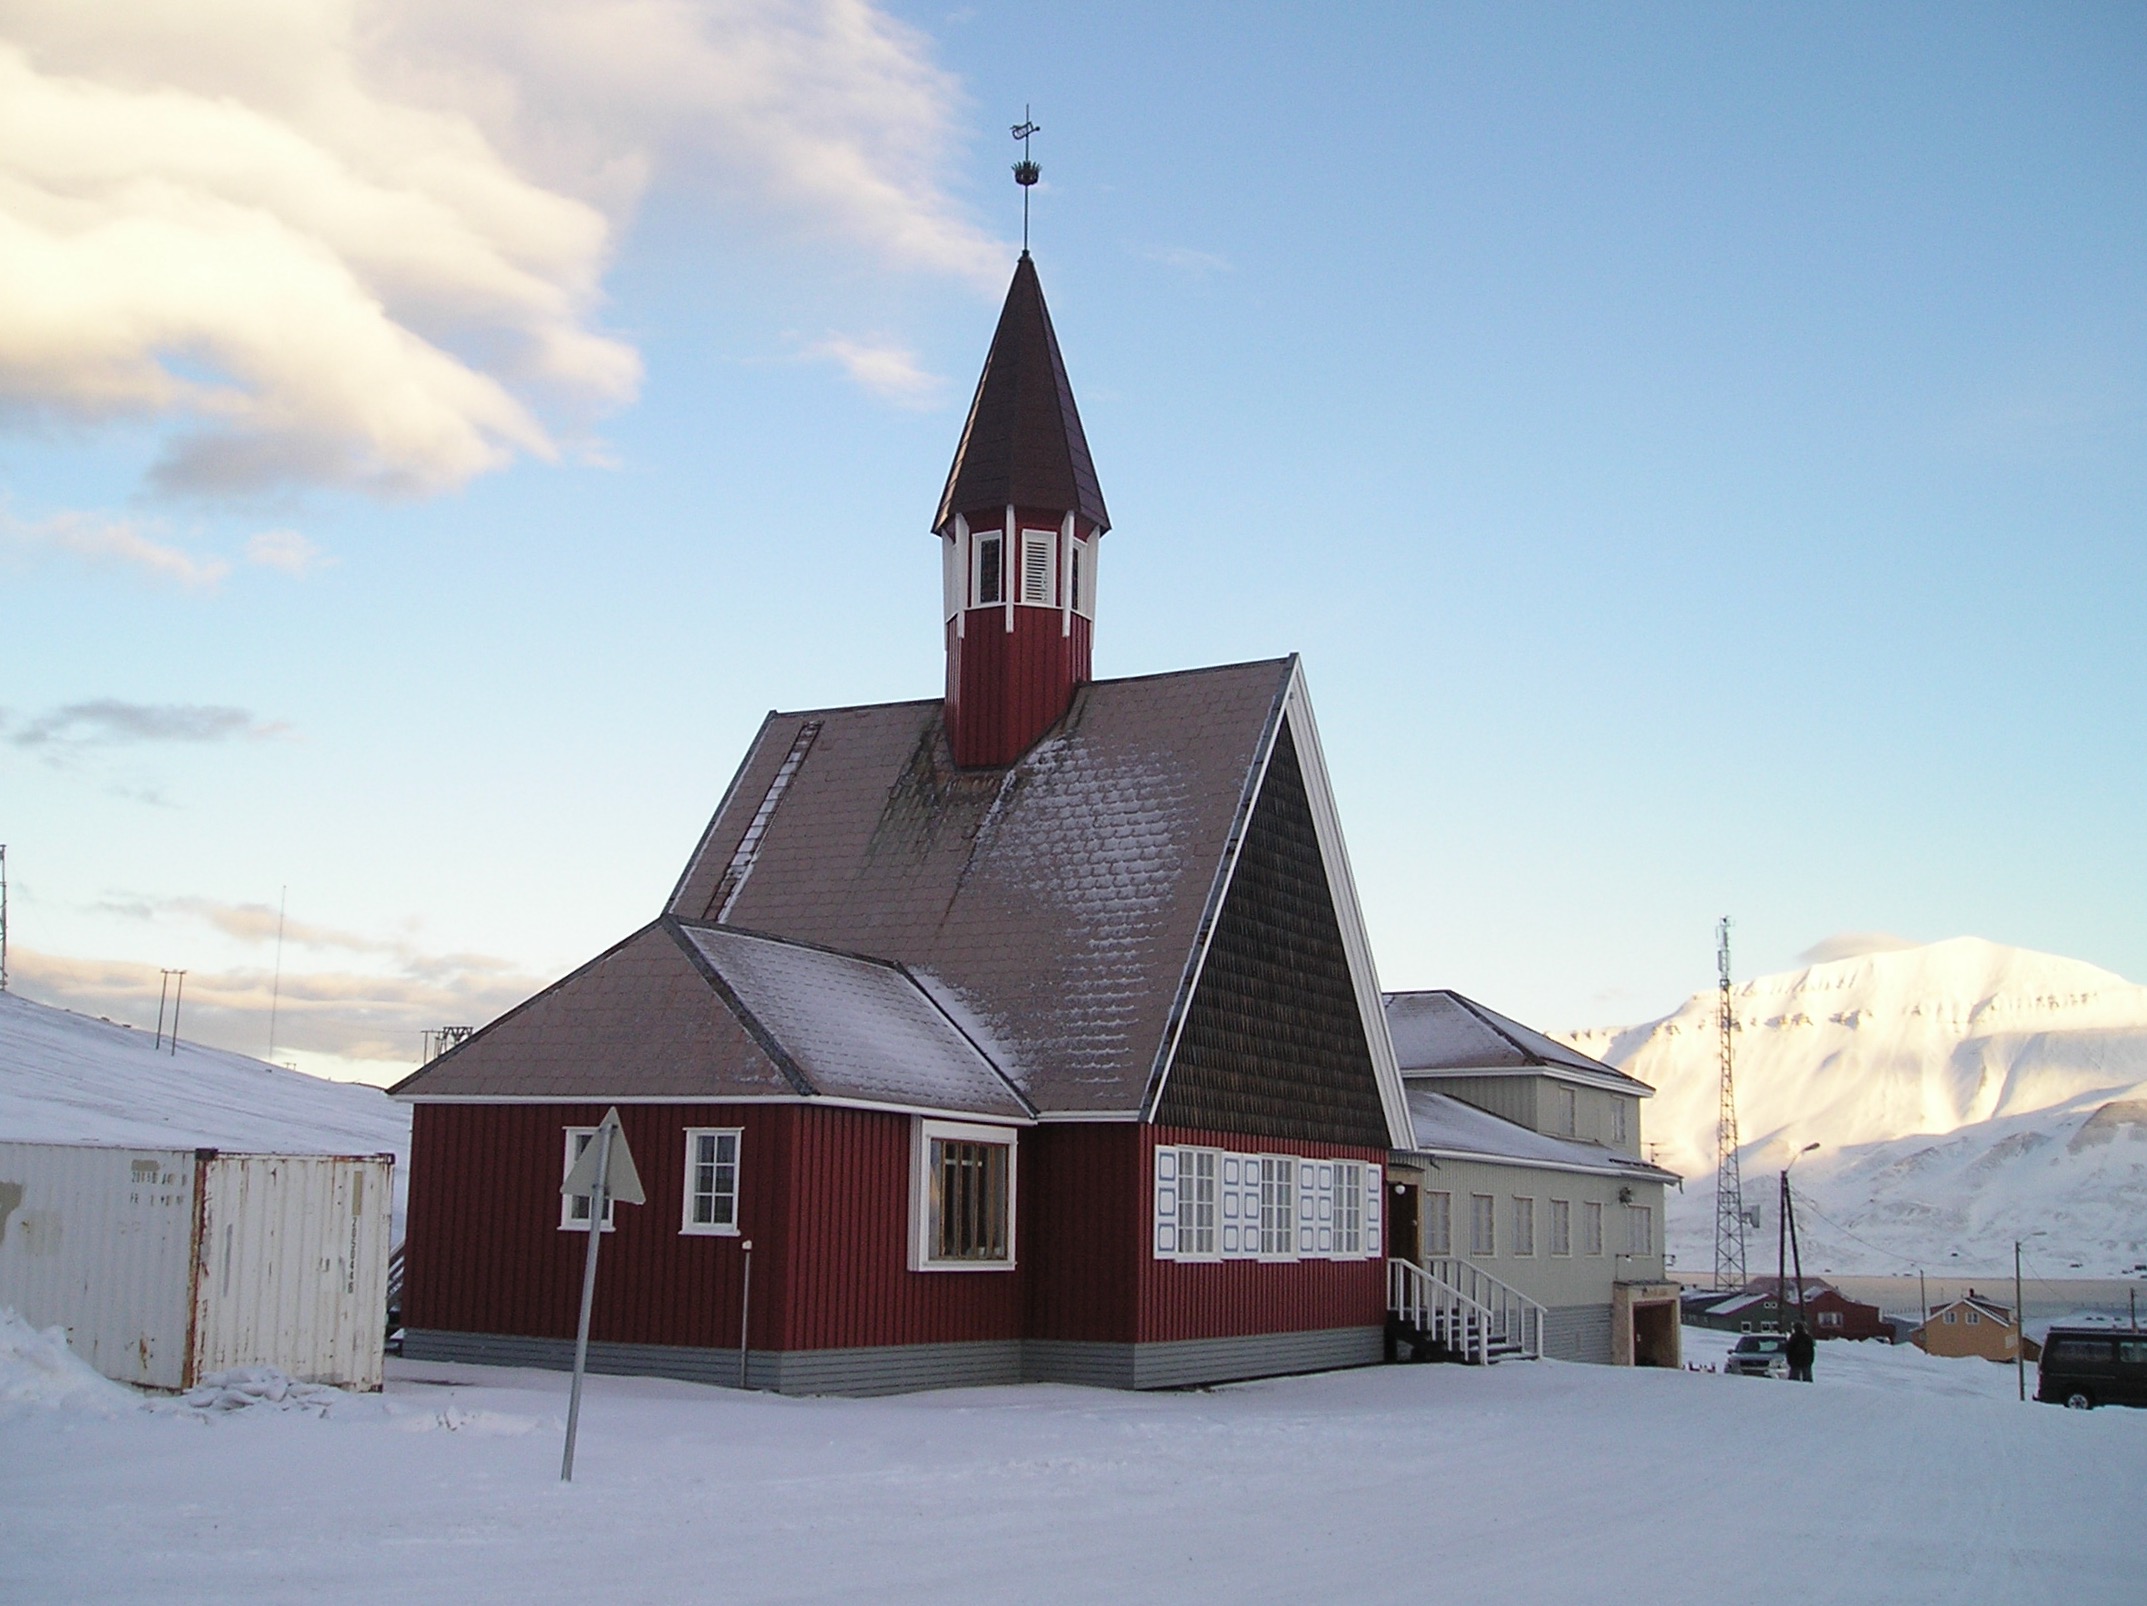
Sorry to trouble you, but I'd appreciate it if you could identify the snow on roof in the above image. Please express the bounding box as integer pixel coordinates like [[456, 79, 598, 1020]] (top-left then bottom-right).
[[677, 925, 1028, 1120], [1383, 990, 1651, 1093], [665, 659, 1298, 1115], [1400, 1088, 1676, 1179]]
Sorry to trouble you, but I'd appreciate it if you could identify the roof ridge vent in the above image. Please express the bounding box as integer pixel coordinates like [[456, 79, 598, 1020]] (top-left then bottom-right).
[[709, 720, 821, 920]]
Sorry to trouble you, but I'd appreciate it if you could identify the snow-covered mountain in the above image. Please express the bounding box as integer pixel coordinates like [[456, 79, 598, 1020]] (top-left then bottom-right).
[[0, 991, 411, 1235], [1565, 938, 2147, 1277]]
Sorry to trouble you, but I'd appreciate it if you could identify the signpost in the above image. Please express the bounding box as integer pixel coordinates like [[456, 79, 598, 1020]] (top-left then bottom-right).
[[559, 1108, 644, 1481]]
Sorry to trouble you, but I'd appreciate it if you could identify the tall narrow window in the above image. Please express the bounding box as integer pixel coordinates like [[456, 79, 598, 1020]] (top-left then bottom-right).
[[1424, 1191, 1452, 1258], [1069, 539, 1087, 615], [1625, 1204, 1652, 1255], [681, 1128, 741, 1235], [1259, 1156, 1295, 1256], [1549, 1199, 1572, 1256], [1584, 1200, 1605, 1256], [1177, 1148, 1218, 1257], [1611, 1100, 1630, 1147], [1019, 528, 1056, 605], [1555, 1086, 1577, 1136], [1469, 1193, 1496, 1257], [1512, 1196, 1536, 1257], [559, 1128, 617, 1231], [1334, 1161, 1365, 1256], [975, 533, 1004, 606]]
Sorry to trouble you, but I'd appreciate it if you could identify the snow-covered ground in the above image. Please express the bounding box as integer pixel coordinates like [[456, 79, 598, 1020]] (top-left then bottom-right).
[[1564, 937, 2147, 1275], [0, 990, 412, 1234], [5, 1312, 2140, 1604]]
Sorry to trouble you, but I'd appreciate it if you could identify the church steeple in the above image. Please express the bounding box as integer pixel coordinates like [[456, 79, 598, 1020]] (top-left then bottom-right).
[[935, 255, 1110, 767]]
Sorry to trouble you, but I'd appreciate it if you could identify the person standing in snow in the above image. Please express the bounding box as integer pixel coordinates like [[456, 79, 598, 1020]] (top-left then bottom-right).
[[1787, 1321, 1816, 1382]]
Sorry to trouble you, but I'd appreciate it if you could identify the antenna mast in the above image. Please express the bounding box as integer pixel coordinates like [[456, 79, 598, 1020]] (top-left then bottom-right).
[[0, 843, 9, 993], [1712, 916, 1749, 1290]]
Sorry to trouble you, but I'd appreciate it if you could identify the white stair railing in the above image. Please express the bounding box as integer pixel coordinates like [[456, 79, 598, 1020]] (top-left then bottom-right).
[[1389, 1258, 1496, 1365], [1423, 1256, 1545, 1360]]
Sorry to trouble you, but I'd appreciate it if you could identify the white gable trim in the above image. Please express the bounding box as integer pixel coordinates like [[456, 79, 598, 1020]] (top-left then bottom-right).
[[395, 1092, 1035, 1124], [1141, 657, 1412, 1148], [1401, 1064, 1655, 1098]]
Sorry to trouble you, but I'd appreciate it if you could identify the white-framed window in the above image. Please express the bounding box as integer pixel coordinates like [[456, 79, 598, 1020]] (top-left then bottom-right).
[[910, 1119, 1016, 1271], [1583, 1200, 1605, 1256], [1469, 1193, 1496, 1258], [1549, 1198, 1572, 1257], [1156, 1147, 1376, 1262], [1966, 1308, 1980, 1325], [680, 1128, 741, 1236], [560, 1128, 617, 1231], [1258, 1155, 1296, 1258], [1611, 1100, 1630, 1146], [1512, 1196, 1536, 1257], [1555, 1086, 1577, 1136], [1424, 1190, 1452, 1257], [1818, 1310, 1842, 1328], [942, 531, 961, 620], [1624, 1204, 1653, 1255], [1019, 527, 1056, 606], [1068, 535, 1093, 618], [1944, 1310, 1957, 1324], [973, 531, 1005, 607]]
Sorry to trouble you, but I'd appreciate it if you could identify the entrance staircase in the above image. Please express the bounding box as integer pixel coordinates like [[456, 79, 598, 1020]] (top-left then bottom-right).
[[1387, 1256, 1545, 1365]]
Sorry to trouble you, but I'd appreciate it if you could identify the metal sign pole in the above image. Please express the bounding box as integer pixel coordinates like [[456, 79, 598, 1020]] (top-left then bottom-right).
[[561, 1124, 613, 1482]]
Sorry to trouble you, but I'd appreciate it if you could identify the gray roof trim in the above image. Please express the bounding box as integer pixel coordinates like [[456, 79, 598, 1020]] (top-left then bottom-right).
[[1391, 1145, 1678, 1183], [391, 1092, 1032, 1123], [1400, 1063, 1655, 1097]]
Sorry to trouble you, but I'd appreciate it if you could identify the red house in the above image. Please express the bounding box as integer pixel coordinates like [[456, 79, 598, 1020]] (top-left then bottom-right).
[[393, 253, 1412, 1393]]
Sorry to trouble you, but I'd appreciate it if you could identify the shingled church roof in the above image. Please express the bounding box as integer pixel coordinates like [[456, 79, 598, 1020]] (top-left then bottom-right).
[[933, 254, 1110, 534]]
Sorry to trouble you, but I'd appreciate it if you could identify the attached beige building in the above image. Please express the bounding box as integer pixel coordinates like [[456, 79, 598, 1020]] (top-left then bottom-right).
[[1913, 1292, 2037, 1362], [1383, 991, 1680, 1367]]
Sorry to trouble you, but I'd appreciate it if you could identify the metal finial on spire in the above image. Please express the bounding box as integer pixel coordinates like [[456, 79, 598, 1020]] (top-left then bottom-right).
[[1011, 108, 1040, 253]]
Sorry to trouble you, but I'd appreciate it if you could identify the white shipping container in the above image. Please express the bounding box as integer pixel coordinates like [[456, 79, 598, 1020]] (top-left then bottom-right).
[[0, 1141, 393, 1391]]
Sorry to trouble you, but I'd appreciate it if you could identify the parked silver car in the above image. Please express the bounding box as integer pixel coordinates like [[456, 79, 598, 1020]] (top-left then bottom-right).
[[1724, 1332, 1791, 1378]]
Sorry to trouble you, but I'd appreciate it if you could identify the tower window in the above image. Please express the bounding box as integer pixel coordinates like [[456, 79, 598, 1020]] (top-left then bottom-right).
[[1069, 538, 1087, 616], [974, 533, 1004, 606], [1020, 528, 1056, 606]]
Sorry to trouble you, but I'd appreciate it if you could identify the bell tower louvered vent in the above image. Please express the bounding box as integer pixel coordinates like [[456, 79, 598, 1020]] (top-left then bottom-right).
[[934, 255, 1109, 767]]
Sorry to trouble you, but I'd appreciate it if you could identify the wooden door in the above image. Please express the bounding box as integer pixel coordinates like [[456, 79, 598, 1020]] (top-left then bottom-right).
[[1387, 1182, 1419, 1265]]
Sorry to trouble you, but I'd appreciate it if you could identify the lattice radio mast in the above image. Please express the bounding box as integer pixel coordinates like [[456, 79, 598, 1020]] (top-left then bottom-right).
[[1712, 916, 1749, 1290]]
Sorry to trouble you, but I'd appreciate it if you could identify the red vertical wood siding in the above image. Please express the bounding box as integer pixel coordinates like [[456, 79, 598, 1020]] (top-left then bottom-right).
[[944, 607, 1091, 767], [1135, 1124, 1388, 1345], [1020, 1124, 1141, 1344]]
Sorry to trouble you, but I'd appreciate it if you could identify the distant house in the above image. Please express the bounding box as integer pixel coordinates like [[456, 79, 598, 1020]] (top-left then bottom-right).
[[1383, 991, 1681, 1367], [1913, 1291, 2040, 1362], [1684, 1278, 1889, 1341]]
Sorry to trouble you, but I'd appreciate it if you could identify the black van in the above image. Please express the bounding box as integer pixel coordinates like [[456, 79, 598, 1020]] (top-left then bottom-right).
[[2036, 1328, 2147, 1410]]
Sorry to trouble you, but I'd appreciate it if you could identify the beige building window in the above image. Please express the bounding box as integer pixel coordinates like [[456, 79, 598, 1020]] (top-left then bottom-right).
[[1583, 1200, 1604, 1256], [1470, 1193, 1496, 1257], [1513, 1196, 1536, 1257], [1424, 1190, 1452, 1257], [1549, 1199, 1571, 1256]]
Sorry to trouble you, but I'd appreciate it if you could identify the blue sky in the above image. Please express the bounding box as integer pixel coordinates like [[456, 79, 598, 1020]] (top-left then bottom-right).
[[2, 2, 2141, 1082]]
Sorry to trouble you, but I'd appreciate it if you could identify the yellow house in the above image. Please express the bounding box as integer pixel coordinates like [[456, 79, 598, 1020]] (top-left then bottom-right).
[[1912, 1291, 2040, 1362]]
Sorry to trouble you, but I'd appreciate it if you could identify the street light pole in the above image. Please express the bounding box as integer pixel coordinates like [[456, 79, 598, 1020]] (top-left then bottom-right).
[[2015, 1238, 2026, 1404]]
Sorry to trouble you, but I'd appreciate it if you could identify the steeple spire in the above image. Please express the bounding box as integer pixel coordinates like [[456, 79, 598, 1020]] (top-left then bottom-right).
[[934, 255, 1111, 768]]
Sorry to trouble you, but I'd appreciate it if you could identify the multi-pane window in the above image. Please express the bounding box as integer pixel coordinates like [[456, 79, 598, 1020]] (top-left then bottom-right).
[[1625, 1204, 1653, 1255], [559, 1128, 617, 1230], [1549, 1199, 1572, 1257], [1424, 1190, 1452, 1257], [1583, 1200, 1605, 1256], [1154, 1147, 1378, 1262], [934, 1140, 1009, 1261], [1259, 1156, 1295, 1256], [974, 532, 1005, 606], [1512, 1197, 1536, 1257], [680, 1128, 740, 1235], [1555, 1086, 1577, 1137], [912, 1120, 1016, 1270], [1469, 1194, 1496, 1257], [1611, 1101, 1630, 1146]]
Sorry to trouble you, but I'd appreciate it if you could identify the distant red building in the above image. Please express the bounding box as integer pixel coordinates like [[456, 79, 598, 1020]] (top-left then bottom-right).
[[1687, 1278, 1891, 1341], [394, 253, 1411, 1394]]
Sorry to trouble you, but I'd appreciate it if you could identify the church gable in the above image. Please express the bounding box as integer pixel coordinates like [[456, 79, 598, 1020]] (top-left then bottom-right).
[[1150, 719, 1391, 1147]]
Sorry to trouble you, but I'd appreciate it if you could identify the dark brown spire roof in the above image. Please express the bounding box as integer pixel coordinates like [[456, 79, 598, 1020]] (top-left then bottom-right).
[[933, 254, 1110, 535]]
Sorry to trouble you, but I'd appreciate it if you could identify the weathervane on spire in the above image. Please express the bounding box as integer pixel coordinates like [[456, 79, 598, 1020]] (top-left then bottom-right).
[[1011, 108, 1040, 254]]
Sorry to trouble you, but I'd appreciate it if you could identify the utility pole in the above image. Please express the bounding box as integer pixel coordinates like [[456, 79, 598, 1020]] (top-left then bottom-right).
[[166, 970, 186, 1055], [0, 843, 10, 993], [1712, 917, 1749, 1291], [2015, 1239, 2027, 1403]]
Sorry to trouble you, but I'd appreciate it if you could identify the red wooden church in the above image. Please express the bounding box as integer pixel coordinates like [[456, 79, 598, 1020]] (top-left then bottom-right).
[[394, 253, 1413, 1393]]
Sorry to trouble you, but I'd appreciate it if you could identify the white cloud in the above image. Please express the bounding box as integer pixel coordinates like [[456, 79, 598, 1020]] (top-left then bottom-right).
[[0, 1, 998, 499], [806, 334, 945, 407], [7, 700, 288, 747], [244, 528, 329, 575], [1, 508, 231, 587]]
